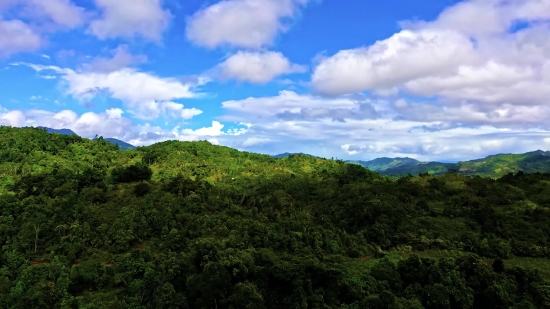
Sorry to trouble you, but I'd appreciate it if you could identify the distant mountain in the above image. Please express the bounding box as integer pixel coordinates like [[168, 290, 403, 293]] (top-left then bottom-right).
[[350, 151, 550, 177], [275, 150, 550, 177], [103, 138, 136, 150], [36, 130, 550, 176], [347, 157, 420, 171], [38, 127, 136, 150], [38, 127, 77, 136], [273, 152, 320, 159]]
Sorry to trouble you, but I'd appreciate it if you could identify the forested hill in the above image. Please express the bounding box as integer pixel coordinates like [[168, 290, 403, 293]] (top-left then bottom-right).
[[38, 126, 137, 150], [1, 126, 550, 308], [347, 151, 550, 177]]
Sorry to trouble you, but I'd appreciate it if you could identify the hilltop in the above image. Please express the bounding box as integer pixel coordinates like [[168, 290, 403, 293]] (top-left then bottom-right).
[[38, 126, 137, 150], [1, 126, 550, 308], [37, 128, 550, 178], [274, 151, 550, 178]]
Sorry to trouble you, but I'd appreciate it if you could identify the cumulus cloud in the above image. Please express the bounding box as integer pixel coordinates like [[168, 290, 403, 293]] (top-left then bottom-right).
[[23, 0, 86, 28], [215, 51, 306, 83], [88, 0, 171, 41], [311, 29, 478, 95], [0, 0, 85, 57], [0, 108, 134, 138], [161, 101, 203, 119], [296, 0, 550, 160], [14, 62, 207, 120], [2, 0, 85, 28], [0, 19, 42, 56], [125, 120, 249, 146], [311, 0, 550, 106], [186, 0, 309, 49], [0, 107, 238, 147]]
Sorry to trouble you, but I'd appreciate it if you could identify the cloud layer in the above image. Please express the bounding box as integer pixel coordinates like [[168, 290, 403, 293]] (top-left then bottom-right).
[[2, 0, 550, 162]]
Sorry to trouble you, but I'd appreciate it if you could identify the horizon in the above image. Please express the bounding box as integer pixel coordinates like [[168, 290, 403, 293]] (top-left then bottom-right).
[[1, 0, 550, 162], [29, 125, 549, 164]]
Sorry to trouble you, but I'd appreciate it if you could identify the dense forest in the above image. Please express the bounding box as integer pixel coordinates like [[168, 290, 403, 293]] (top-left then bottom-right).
[[1, 126, 550, 308]]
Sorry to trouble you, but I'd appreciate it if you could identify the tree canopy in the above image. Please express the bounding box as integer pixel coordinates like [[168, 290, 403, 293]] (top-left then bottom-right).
[[1, 126, 550, 308]]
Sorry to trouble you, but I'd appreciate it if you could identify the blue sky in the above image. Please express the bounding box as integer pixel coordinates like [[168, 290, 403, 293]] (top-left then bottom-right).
[[1, 0, 550, 161]]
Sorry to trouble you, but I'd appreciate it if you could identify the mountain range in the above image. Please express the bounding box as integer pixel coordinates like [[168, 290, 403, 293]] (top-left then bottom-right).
[[38, 127, 136, 150], [275, 151, 550, 177], [38, 127, 549, 178]]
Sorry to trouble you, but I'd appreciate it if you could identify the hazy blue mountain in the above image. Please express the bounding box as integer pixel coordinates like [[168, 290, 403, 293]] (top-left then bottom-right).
[[103, 138, 136, 150], [39, 126, 136, 150], [274, 150, 550, 177], [37, 127, 77, 135], [347, 157, 420, 171]]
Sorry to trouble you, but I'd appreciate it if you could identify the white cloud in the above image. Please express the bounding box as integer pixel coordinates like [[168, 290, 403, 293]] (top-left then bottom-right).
[[0, 108, 134, 138], [0, 110, 26, 127], [0, 19, 42, 56], [84, 45, 148, 73], [392, 100, 550, 129], [423, 0, 550, 36], [312, 29, 478, 95], [222, 90, 382, 121], [216, 51, 306, 83], [0, 0, 85, 57], [161, 101, 203, 119], [125, 120, 246, 146], [24, 0, 85, 28], [15, 62, 207, 120], [208, 138, 220, 145], [0, 107, 233, 147], [106, 107, 124, 119], [216, 90, 550, 161], [311, 0, 550, 106], [89, 0, 171, 41], [186, 0, 309, 49], [242, 136, 270, 147], [182, 120, 224, 137]]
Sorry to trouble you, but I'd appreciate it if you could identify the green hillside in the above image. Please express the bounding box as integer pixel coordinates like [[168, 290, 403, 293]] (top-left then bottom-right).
[[1, 126, 550, 308], [350, 151, 550, 177], [38, 127, 137, 150]]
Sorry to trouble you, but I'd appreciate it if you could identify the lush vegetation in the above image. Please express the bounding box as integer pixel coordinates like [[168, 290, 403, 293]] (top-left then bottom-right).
[[39, 126, 136, 151], [349, 151, 550, 178], [1, 126, 550, 308]]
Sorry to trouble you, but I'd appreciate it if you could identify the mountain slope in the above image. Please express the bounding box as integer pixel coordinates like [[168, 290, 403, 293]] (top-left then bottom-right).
[[103, 138, 136, 150], [37, 126, 77, 135], [275, 150, 550, 177], [0, 126, 550, 308], [349, 151, 550, 177], [37, 126, 136, 150]]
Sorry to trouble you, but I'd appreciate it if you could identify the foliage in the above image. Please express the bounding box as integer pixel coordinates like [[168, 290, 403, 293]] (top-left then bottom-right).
[[0, 126, 550, 308]]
